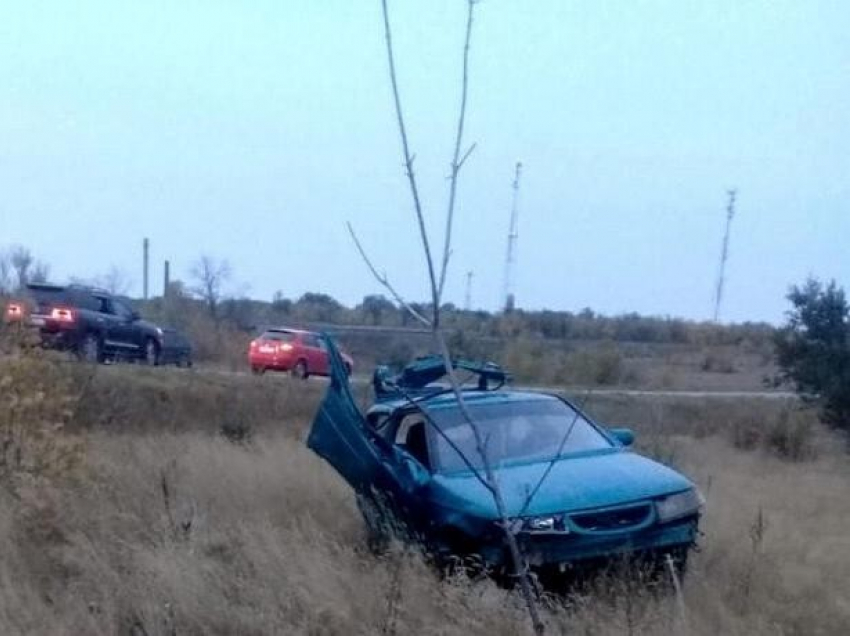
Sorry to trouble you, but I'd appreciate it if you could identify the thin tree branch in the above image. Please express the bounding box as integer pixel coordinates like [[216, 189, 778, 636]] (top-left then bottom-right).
[[393, 385, 495, 496], [437, 0, 477, 303], [433, 331, 545, 634], [381, 0, 440, 324], [515, 390, 593, 520], [347, 222, 432, 327], [457, 142, 477, 171], [377, 1, 544, 632]]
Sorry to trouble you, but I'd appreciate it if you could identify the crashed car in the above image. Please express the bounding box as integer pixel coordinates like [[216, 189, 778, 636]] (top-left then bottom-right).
[[308, 339, 703, 578]]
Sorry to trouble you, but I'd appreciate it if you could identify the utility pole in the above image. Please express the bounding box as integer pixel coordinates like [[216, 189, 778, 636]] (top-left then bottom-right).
[[502, 161, 522, 312], [464, 270, 473, 311], [143, 238, 150, 300], [713, 189, 737, 322], [163, 260, 171, 297]]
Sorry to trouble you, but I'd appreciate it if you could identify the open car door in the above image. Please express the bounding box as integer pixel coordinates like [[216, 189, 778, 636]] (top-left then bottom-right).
[[307, 335, 397, 494]]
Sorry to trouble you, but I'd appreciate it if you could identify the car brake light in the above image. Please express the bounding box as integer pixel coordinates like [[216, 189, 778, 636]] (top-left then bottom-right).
[[279, 343, 293, 351], [250, 340, 258, 349], [50, 307, 75, 323], [5, 303, 23, 319]]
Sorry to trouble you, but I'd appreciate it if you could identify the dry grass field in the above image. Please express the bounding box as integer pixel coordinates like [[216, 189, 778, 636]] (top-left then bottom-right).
[[1, 352, 848, 635]]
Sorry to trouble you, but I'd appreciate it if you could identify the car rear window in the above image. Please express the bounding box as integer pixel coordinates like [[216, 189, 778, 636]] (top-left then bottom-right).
[[260, 331, 296, 342], [28, 287, 94, 310], [28, 287, 68, 304]]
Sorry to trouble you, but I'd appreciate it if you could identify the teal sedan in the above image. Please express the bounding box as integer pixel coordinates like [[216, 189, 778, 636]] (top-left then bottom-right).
[[308, 342, 703, 577]]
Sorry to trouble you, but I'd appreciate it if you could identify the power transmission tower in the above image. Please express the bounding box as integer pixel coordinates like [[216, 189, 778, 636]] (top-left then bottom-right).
[[502, 161, 522, 312], [143, 237, 150, 300], [464, 270, 473, 310], [163, 260, 171, 297], [712, 189, 737, 322]]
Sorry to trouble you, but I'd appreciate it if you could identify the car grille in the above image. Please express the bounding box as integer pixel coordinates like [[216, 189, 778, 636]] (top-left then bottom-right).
[[569, 503, 652, 532]]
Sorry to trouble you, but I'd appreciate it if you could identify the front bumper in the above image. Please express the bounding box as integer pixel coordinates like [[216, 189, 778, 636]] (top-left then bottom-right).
[[479, 516, 699, 568]]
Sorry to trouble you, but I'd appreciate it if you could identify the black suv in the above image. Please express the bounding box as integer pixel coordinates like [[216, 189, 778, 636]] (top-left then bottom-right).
[[4, 283, 192, 366]]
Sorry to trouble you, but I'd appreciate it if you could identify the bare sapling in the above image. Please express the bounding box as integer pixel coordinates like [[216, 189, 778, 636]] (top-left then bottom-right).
[[348, 0, 545, 632]]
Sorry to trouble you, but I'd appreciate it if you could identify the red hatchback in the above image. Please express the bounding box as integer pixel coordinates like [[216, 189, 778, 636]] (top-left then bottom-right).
[[248, 328, 353, 379]]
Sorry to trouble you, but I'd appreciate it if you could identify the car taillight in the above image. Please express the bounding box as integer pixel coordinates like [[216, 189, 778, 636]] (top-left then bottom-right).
[[5, 303, 23, 320], [250, 340, 258, 349], [50, 307, 75, 323], [279, 343, 293, 351]]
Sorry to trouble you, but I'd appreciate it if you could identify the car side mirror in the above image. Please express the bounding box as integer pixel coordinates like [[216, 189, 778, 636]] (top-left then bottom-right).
[[609, 427, 635, 447]]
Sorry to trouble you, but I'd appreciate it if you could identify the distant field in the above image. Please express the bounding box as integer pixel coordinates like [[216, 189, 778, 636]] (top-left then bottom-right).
[[2, 357, 846, 635], [199, 332, 778, 394]]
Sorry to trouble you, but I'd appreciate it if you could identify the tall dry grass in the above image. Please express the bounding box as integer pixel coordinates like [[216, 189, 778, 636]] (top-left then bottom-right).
[[1, 352, 848, 635]]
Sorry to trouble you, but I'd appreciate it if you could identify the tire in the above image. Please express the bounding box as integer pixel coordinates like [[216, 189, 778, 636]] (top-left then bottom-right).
[[143, 338, 160, 366], [291, 359, 308, 380], [78, 333, 102, 364]]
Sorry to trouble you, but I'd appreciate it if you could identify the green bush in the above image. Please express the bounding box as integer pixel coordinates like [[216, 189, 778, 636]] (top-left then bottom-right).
[[775, 278, 850, 434]]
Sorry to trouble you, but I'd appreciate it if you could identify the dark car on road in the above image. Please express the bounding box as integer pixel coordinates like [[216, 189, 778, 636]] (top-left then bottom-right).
[[4, 283, 192, 366], [308, 342, 703, 582]]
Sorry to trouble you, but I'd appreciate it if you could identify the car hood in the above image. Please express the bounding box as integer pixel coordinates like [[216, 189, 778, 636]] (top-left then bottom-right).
[[430, 450, 693, 520]]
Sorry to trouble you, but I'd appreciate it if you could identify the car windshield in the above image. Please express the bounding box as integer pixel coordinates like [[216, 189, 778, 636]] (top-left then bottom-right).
[[427, 398, 613, 474]]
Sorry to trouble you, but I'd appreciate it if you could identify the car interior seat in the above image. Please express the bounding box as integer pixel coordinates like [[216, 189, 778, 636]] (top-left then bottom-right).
[[405, 422, 430, 469]]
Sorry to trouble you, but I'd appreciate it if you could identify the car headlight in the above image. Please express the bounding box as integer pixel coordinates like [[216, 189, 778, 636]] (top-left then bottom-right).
[[521, 515, 564, 532], [656, 489, 704, 523]]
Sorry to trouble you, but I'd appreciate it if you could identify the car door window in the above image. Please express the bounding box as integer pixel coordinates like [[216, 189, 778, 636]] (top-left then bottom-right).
[[395, 414, 431, 470], [95, 296, 112, 314], [113, 300, 134, 320]]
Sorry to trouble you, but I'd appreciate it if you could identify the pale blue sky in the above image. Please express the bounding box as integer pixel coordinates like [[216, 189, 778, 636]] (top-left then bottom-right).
[[1, 1, 848, 323]]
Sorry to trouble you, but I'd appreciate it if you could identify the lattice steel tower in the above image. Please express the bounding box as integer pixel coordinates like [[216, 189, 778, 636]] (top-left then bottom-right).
[[502, 162, 522, 312], [713, 189, 738, 322]]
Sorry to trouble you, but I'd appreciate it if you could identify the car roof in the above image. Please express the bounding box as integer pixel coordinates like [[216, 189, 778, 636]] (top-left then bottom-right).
[[264, 327, 313, 335], [372, 389, 558, 414], [27, 282, 110, 295]]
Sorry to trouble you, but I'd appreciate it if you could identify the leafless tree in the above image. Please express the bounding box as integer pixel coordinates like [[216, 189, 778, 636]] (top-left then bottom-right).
[[30, 261, 50, 284], [0, 251, 12, 295], [10, 246, 34, 290], [7, 245, 49, 289], [190, 255, 231, 320], [350, 1, 545, 632], [98, 266, 132, 295]]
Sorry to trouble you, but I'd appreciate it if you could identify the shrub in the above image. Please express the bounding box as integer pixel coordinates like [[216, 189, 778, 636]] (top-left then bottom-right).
[[0, 338, 89, 491], [729, 405, 819, 461], [775, 278, 850, 433]]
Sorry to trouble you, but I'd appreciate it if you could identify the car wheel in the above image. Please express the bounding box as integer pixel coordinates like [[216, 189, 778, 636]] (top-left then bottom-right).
[[143, 339, 160, 366], [78, 333, 102, 364], [292, 359, 308, 380]]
